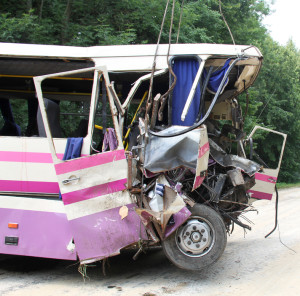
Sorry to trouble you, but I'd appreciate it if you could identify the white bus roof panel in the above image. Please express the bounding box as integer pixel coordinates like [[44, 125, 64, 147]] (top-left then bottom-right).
[[0, 42, 262, 72]]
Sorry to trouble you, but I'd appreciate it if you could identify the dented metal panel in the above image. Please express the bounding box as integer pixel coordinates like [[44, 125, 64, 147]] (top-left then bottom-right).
[[193, 125, 209, 190], [144, 126, 202, 173], [209, 138, 261, 176], [136, 176, 191, 239]]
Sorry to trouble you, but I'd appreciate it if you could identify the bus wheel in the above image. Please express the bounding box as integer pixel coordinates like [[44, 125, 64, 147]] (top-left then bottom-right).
[[162, 204, 227, 270]]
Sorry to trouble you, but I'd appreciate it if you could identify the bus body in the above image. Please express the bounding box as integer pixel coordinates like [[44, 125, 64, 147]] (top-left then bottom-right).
[[0, 42, 286, 270]]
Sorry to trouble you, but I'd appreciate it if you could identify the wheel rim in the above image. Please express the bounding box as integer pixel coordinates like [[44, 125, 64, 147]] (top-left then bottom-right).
[[175, 216, 216, 257]]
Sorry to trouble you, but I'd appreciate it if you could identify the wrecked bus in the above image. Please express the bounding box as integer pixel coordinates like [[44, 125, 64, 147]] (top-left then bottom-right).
[[0, 42, 286, 270]]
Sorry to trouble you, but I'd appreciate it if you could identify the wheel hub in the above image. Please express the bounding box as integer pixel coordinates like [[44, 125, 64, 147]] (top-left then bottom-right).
[[176, 218, 214, 257], [191, 231, 201, 243]]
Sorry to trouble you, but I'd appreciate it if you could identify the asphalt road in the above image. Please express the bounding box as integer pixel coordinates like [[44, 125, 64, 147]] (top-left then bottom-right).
[[1, 187, 300, 296]]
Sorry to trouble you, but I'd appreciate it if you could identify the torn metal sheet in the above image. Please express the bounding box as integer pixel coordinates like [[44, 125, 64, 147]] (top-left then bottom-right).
[[211, 173, 227, 202], [136, 177, 191, 237], [55, 150, 146, 264], [74, 203, 146, 265], [164, 207, 191, 238], [144, 126, 202, 173], [162, 186, 188, 231], [193, 125, 209, 190], [209, 139, 261, 176], [227, 168, 245, 186]]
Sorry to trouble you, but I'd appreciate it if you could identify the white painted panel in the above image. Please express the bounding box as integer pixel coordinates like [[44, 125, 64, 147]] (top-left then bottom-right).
[[252, 179, 275, 194], [0, 195, 65, 213], [0, 43, 262, 71], [0, 162, 57, 182], [0, 137, 90, 155], [0, 137, 56, 153], [57, 158, 128, 194], [65, 191, 132, 220]]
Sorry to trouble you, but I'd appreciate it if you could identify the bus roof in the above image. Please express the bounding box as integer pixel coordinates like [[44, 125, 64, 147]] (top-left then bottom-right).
[[0, 42, 262, 72]]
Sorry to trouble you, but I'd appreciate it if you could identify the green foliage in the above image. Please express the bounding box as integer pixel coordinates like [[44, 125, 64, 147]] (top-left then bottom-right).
[[248, 37, 300, 182], [0, 0, 271, 45], [0, 13, 37, 43], [276, 182, 300, 190]]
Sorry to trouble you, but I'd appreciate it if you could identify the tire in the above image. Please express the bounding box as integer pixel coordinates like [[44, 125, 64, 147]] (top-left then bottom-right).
[[162, 204, 227, 270]]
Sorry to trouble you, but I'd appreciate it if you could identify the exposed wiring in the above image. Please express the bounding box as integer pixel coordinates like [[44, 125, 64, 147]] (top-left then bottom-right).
[[158, 0, 177, 122], [149, 56, 244, 138], [176, 0, 185, 43], [264, 185, 278, 236], [277, 223, 296, 253], [123, 91, 148, 147], [146, 0, 170, 111], [265, 185, 296, 253], [247, 90, 276, 131], [242, 80, 249, 123], [219, 0, 236, 46], [256, 91, 275, 121]]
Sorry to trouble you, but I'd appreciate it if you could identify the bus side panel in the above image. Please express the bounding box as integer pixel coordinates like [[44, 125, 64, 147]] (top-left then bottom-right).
[[0, 196, 76, 260], [0, 137, 90, 195]]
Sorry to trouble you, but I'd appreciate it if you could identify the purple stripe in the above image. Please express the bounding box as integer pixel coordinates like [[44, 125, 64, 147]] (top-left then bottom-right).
[[62, 178, 127, 205], [255, 172, 277, 183], [0, 180, 59, 194], [164, 207, 191, 238], [0, 151, 64, 163], [55, 149, 126, 175], [248, 189, 273, 200]]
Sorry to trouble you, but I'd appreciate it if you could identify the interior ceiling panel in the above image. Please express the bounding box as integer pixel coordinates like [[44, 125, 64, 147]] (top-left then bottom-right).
[[0, 58, 95, 78]]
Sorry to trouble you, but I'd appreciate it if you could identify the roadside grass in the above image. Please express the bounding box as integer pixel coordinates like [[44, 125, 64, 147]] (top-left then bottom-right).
[[276, 182, 300, 189]]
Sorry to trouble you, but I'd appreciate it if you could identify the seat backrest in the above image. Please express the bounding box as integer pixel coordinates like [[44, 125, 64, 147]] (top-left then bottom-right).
[[0, 98, 21, 136], [37, 98, 62, 138]]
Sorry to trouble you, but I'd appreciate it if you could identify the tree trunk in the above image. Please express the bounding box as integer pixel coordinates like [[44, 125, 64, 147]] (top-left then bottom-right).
[[39, 0, 44, 22], [27, 0, 32, 13]]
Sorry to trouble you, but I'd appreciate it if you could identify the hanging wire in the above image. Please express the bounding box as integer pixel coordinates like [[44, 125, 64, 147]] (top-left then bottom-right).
[[256, 91, 275, 120], [265, 186, 296, 253], [176, 0, 185, 43], [147, 0, 170, 111], [162, 0, 177, 99], [219, 0, 236, 46], [167, 0, 176, 60], [248, 90, 275, 131]]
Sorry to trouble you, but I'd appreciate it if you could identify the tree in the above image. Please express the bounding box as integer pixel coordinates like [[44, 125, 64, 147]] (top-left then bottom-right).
[[0, 0, 299, 182]]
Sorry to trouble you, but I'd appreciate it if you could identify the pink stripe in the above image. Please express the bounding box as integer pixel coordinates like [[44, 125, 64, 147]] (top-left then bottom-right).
[[248, 190, 273, 200], [193, 176, 205, 190], [55, 149, 126, 175], [198, 142, 209, 159], [0, 180, 59, 194], [62, 178, 127, 205], [255, 173, 277, 183], [0, 151, 65, 163]]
